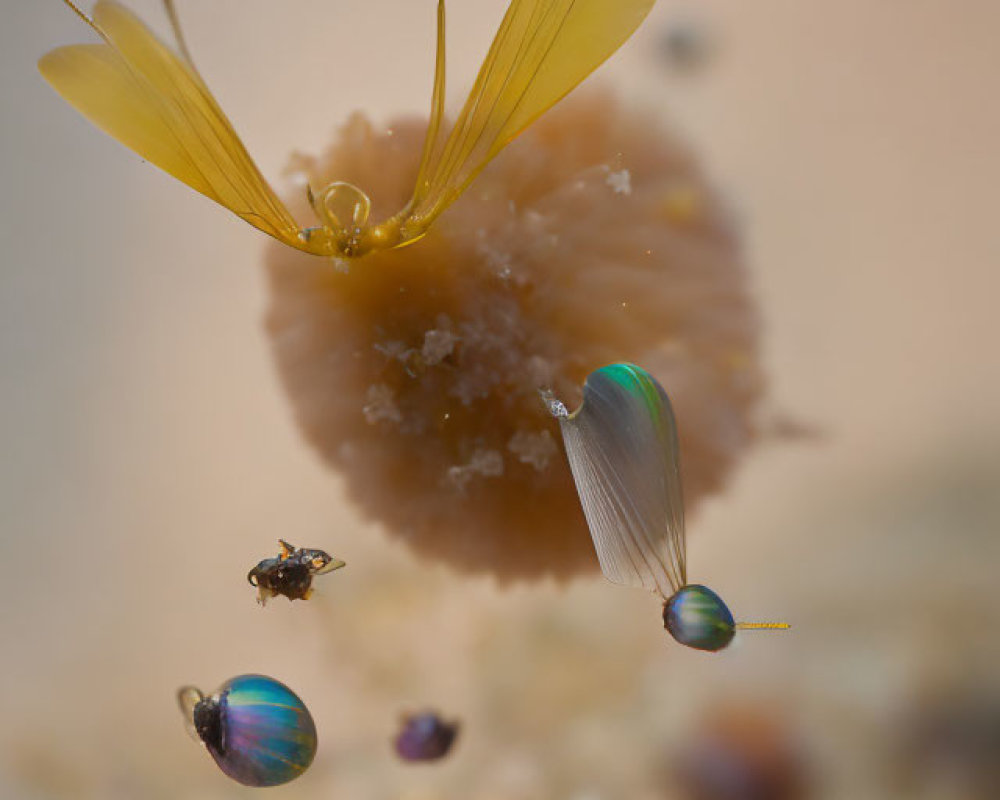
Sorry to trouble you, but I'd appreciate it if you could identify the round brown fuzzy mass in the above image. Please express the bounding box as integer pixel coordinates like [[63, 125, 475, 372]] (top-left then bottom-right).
[[264, 91, 764, 581]]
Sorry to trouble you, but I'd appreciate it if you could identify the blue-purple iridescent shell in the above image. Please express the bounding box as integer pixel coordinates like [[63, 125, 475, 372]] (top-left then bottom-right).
[[663, 584, 736, 652], [203, 674, 317, 787], [394, 712, 460, 762]]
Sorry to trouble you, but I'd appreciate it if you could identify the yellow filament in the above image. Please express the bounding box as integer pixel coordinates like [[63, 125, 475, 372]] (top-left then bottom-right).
[[736, 622, 792, 631]]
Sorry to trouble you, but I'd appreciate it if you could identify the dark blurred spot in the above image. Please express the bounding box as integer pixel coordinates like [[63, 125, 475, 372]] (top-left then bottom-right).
[[894, 691, 1000, 799], [661, 19, 717, 73], [672, 706, 812, 800], [394, 711, 460, 763]]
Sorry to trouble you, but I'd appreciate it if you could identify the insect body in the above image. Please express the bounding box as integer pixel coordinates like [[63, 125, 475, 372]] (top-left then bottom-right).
[[39, 0, 655, 259], [247, 539, 345, 605], [663, 583, 737, 651], [544, 363, 789, 651], [177, 675, 317, 787]]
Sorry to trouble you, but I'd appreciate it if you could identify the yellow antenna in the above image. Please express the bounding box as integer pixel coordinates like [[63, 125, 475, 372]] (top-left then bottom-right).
[[162, 1, 195, 65], [59, 0, 97, 30], [736, 622, 792, 631]]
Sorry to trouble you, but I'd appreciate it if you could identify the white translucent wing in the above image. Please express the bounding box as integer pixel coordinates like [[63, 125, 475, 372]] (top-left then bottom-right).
[[551, 363, 686, 597], [176, 686, 205, 743]]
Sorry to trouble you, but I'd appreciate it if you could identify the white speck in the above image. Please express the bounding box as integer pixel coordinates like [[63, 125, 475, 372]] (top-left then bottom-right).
[[446, 449, 504, 490], [476, 240, 513, 278], [332, 258, 350, 274], [374, 340, 412, 362], [539, 388, 568, 419], [606, 168, 632, 195], [508, 430, 558, 471], [363, 384, 402, 425], [523, 210, 546, 232], [422, 328, 458, 365]]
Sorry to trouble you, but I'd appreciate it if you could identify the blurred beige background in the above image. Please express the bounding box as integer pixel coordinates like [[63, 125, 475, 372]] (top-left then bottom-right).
[[2, 1, 998, 798]]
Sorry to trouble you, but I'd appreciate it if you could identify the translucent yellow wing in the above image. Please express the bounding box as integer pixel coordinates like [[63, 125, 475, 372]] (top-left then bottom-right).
[[405, 0, 655, 230], [38, 1, 319, 252]]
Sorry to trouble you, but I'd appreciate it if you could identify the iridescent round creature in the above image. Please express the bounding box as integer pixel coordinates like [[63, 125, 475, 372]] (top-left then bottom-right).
[[247, 539, 345, 605], [394, 711, 460, 762], [544, 363, 790, 651], [178, 674, 317, 787]]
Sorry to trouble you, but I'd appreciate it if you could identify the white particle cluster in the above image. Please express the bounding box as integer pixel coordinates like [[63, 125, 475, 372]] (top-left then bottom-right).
[[422, 328, 459, 365], [363, 383, 402, 425], [508, 429, 558, 471], [445, 448, 505, 491], [606, 168, 632, 195]]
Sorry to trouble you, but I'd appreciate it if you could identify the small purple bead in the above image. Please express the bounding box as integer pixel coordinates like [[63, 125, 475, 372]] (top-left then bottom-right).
[[394, 712, 460, 762]]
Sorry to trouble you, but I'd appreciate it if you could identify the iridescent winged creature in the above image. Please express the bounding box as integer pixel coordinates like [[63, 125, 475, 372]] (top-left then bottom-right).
[[544, 364, 790, 651], [39, 0, 655, 258]]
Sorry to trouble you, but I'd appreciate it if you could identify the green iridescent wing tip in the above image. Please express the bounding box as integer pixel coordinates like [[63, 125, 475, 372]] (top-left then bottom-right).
[[548, 363, 687, 597]]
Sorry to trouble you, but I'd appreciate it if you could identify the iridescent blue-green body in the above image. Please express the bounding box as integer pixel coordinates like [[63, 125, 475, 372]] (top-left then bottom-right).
[[190, 674, 317, 787], [663, 584, 736, 652]]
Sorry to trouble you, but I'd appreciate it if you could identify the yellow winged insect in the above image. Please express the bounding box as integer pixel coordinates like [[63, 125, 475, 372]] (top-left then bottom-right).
[[40, 0, 656, 259]]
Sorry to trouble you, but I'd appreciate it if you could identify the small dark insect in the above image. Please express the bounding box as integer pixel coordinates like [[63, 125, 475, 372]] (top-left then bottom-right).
[[247, 540, 345, 605], [394, 711, 460, 762]]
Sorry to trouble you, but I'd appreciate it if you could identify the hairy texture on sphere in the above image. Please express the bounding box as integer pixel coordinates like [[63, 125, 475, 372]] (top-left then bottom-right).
[[264, 92, 763, 581]]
